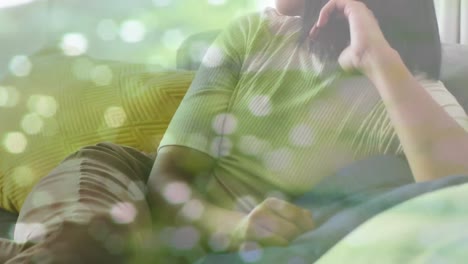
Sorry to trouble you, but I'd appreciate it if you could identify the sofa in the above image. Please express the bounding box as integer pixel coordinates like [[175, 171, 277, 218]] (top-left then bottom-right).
[[1, 2, 468, 262]]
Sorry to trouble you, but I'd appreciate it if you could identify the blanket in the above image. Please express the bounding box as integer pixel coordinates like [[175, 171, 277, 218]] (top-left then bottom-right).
[[195, 155, 468, 263]]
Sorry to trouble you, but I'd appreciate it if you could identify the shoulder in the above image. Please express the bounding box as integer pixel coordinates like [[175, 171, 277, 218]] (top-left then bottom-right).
[[225, 7, 302, 36]]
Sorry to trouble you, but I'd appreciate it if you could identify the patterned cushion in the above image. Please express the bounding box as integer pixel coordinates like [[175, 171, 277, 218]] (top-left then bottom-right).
[[0, 49, 194, 212]]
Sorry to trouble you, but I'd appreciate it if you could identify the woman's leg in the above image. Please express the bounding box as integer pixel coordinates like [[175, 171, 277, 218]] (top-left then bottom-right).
[[6, 142, 155, 262]]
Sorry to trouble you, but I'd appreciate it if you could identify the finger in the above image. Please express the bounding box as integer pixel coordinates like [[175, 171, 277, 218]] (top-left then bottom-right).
[[317, 0, 355, 27], [308, 24, 320, 41], [249, 206, 301, 241], [244, 223, 289, 247], [299, 209, 315, 232], [263, 198, 313, 232], [316, 0, 339, 27]]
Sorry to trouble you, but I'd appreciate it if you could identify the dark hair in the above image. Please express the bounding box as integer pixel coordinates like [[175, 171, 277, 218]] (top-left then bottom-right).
[[301, 0, 442, 80]]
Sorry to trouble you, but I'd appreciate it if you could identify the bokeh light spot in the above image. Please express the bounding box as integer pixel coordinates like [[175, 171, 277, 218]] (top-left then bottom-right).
[[180, 199, 205, 221], [104, 106, 127, 128], [110, 202, 137, 224], [12, 166, 35, 188], [163, 181, 191, 205], [209, 232, 231, 252], [202, 45, 224, 67], [210, 137, 233, 157], [212, 113, 238, 135], [263, 148, 293, 172], [239, 242, 263, 263], [60, 33, 89, 56], [9, 55, 32, 77], [120, 20, 147, 43], [289, 124, 315, 147], [170, 226, 200, 250], [4, 132, 27, 154], [91, 65, 113, 86], [27, 95, 58, 118], [249, 95, 272, 116], [0, 86, 20, 107], [21, 113, 43, 135]]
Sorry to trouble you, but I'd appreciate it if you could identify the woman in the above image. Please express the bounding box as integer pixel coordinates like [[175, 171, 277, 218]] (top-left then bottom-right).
[[2, 0, 468, 262], [148, 0, 468, 253]]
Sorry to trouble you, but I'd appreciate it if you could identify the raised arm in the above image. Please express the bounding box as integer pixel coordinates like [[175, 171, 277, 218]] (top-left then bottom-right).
[[312, 0, 468, 181]]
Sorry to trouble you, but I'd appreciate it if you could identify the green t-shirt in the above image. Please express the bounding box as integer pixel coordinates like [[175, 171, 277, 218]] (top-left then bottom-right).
[[160, 8, 468, 211]]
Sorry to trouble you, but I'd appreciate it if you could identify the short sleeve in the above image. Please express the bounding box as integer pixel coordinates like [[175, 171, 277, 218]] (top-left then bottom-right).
[[423, 79, 468, 131], [158, 15, 253, 157], [390, 79, 468, 155]]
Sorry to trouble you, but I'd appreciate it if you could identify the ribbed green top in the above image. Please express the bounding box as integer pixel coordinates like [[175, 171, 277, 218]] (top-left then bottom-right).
[[160, 8, 468, 211]]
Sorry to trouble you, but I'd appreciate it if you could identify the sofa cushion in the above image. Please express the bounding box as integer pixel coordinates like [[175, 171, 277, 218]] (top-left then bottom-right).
[[0, 49, 194, 212]]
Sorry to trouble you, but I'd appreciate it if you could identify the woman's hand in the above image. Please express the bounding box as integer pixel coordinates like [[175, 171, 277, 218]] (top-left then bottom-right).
[[310, 0, 394, 75], [230, 198, 315, 249]]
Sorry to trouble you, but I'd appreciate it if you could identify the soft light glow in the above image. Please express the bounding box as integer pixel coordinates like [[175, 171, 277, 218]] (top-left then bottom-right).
[[0, 0, 36, 9], [0, 86, 20, 107], [120, 20, 146, 43], [170, 226, 200, 250], [212, 113, 238, 135], [249, 95, 272, 116], [104, 106, 127, 128], [181, 199, 205, 221], [91, 65, 113, 86], [289, 124, 315, 147], [256, 0, 275, 10], [239, 242, 263, 263], [27, 95, 58, 118], [60, 33, 89, 56], [201, 45, 224, 67], [110, 202, 137, 224], [9, 55, 32, 77], [12, 166, 35, 187], [4, 132, 27, 154], [163, 182, 191, 205], [21, 113, 43, 135], [210, 137, 232, 157]]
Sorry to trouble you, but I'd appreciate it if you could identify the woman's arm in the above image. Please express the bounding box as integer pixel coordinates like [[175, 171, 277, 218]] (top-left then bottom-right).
[[313, 0, 468, 181], [365, 49, 468, 182], [147, 146, 245, 244], [148, 147, 315, 250]]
